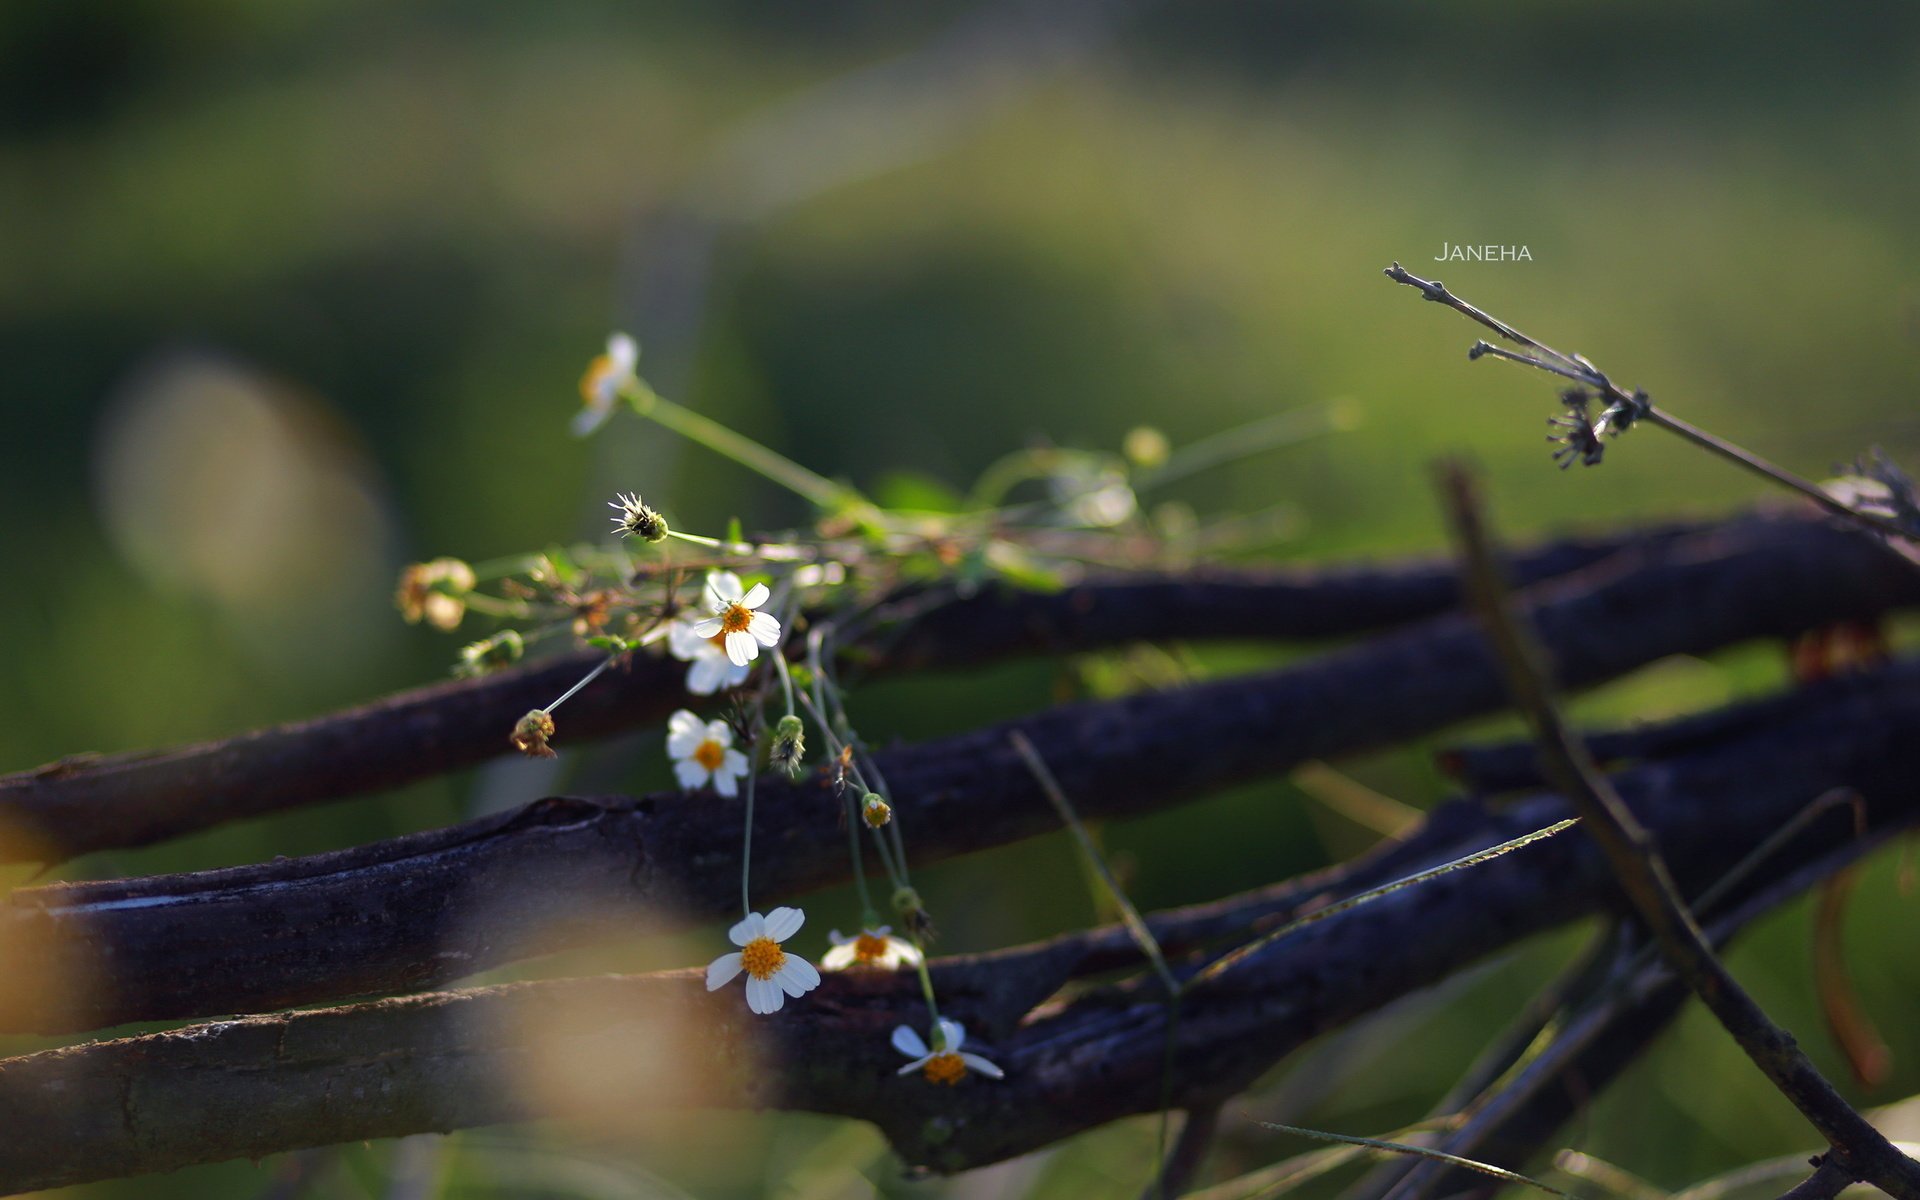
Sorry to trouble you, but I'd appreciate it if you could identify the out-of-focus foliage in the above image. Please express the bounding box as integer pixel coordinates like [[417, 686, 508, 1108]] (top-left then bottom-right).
[[3, 2, 1919, 1196]]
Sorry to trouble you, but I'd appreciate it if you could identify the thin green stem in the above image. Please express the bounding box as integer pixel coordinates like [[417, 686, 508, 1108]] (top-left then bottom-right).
[[739, 764, 758, 919], [1134, 402, 1356, 493], [543, 655, 616, 713], [623, 379, 871, 517]]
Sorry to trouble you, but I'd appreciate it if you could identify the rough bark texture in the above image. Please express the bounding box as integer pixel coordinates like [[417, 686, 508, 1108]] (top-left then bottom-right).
[[0, 518, 1721, 863], [1, 657, 1914, 1193], [5, 516, 1914, 1034]]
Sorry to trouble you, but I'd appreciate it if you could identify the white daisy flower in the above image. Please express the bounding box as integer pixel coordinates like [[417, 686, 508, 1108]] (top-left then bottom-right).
[[667, 615, 751, 696], [690, 571, 782, 668], [705, 907, 821, 1015], [666, 709, 749, 796], [573, 332, 638, 436], [821, 926, 923, 972], [892, 1018, 1004, 1085]]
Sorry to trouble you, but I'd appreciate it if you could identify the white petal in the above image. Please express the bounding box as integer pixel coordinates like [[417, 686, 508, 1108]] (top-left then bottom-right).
[[673, 760, 709, 790], [571, 404, 611, 437], [607, 333, 637, 371], [892, 1025, 928, 1059], [711, 765, 739, 798], [706, 571, 744, 608], [764, 907, 805, 942], [705, 953, 742, 990], [686, 657, 728, 695], [740, 582, 770, 610], [667, 623, 706, 662], [897, 1058, 931, 1076], [821, 944, 857, 970], [872, 925, 891, 937], [745, 976, 784, 1014], [936, 1018, 966, 1051], [960, 1053, 1004, 1080], [728, 913, 764, 947], [691, 617, 724, 639], [724, 630, 758, 667], [748, 610, 782, 647], [722, 660, 752, 688], [773, 958, 819, 997], [890, 939, 925, 967], [828, 929, 852, 946], [704, 720, 733, 748], [722, 749, 749, 777]]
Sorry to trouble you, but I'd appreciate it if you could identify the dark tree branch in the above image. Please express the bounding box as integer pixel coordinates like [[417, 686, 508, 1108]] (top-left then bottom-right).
[[5, 515, 1918, 1033], [1377, 836, 1889, 1200], [1437, 462, 1920, 1199], [2, 677, 1914, 1194], [0, 524, 1710, 865]]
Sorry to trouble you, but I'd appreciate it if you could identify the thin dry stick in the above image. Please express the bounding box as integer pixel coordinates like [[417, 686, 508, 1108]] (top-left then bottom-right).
[[1436, 459, 1920, 1199], [1258, 1123, 1568, 1198], [1383, 262, 1914, 544], [1010, 729, 1184, 1198]]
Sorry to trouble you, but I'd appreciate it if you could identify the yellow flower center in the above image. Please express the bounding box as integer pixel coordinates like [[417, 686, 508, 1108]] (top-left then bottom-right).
[[853, 934, 892, 964], [579, 354, 614, 403], [719, 602, 754, 634], [922, 1052, 967, 1085], [694, 740, 727, 772], [740, 936, 786, 980]]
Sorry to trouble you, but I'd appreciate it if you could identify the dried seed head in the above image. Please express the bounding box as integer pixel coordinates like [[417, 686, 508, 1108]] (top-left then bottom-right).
[[768, 714, 807, 779], [511, 709, 557, 758], [892, 886, 935, 941], [609, 492, 669, 542]]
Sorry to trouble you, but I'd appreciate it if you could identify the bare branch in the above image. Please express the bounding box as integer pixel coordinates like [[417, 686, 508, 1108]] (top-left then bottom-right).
[[0, 525, 1711, 864], [8, 517, 1920, 1033], [0, 743, 1894, 1199], [1437, 460, 1920, 1199]]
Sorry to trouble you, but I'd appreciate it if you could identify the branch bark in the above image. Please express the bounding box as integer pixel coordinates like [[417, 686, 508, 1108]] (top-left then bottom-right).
[[7, 516, 1918, 1033], [0, 517, 1782, 865], [1438, 463, 1920, 1199], [7, 514, 1912, 1029], [1, 669, 1913, 1194]]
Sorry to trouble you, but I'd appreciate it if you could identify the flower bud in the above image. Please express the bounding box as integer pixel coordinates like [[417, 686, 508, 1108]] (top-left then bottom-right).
[[455, 629, 524, 678], [861, 792, 892, 828]]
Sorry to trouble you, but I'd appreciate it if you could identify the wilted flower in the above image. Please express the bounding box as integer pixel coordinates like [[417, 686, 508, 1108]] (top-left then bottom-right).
[[667, 709, 749, 796], [396, 558, 477, 631], [768, 714, 807, 779], [455, 630, 524, 678], [575, 332, 637, 436], [706, 907, 821, 1015], [691, 571, 782, 668], [511, 709, 556, 758], [608, 492, 669, 542], [822, 926, 922, 972], [668, 617, 751, 695], [1548, 389, 1604, 469], [892, 1018, 1003, 1084]]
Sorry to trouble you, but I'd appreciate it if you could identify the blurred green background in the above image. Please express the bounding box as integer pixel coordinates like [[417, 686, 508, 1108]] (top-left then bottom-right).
[[4, 1, 1920, 1196]]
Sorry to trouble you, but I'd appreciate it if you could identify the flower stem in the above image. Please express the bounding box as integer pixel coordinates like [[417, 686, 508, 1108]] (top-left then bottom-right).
[[543, 655, 615, 713], [623, 379, 872, 518]]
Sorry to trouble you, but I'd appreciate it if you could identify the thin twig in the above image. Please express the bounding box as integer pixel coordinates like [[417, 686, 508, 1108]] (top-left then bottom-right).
[[1436, 459, 1920, 1199], [1384, 263, 1915, 543]]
